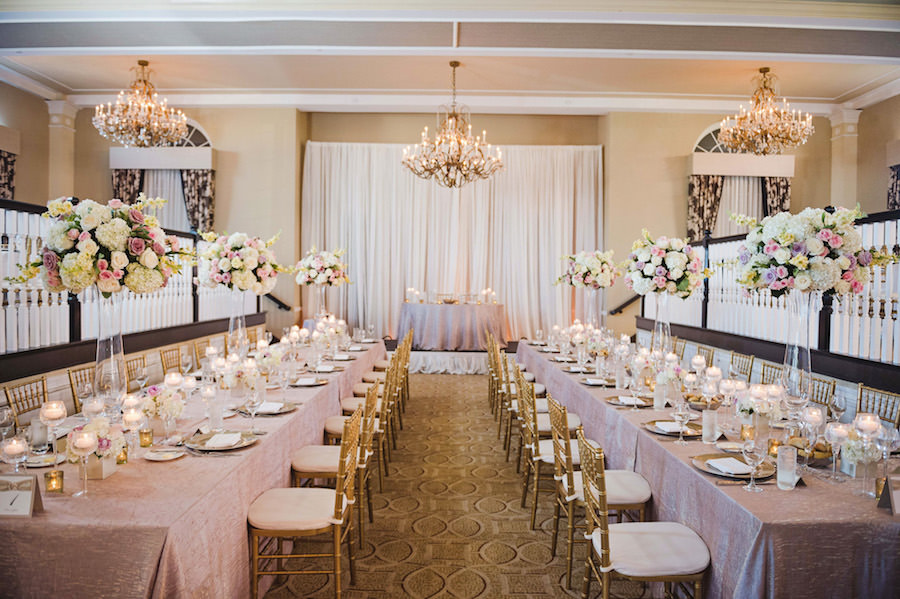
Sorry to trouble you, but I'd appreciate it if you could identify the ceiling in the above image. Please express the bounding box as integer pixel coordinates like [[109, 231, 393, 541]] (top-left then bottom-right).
[[1, 0, 899, 116]]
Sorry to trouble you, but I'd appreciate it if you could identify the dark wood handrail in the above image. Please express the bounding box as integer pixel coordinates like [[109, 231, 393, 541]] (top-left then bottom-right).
[[610, 293, 642, 315], [263, 293, 292, 311]]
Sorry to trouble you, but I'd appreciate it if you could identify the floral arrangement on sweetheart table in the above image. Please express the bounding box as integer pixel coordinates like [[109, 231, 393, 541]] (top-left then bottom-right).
[[66, 417, 126, 464], [296, 247, 350, 319], [556, 250, 618, 289], [141, 385, 186, 421]]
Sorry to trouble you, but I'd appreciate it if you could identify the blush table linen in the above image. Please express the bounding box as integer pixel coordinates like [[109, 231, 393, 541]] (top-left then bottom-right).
[[516, 342, 900, 599], [397, 303, 507, 351], [0, 341, 385, 599]]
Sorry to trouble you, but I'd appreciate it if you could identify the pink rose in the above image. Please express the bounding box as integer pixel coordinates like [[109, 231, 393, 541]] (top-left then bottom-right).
[[764, 241, 780, 255], [653, 276, 667, 288], [166, 235, 180, 252], [128, 208, 144, 224], [112, 269, 124, 279], [109, 199, 124, 209], [217, 236, 227, 245], [817, 230, 831, 243], [214, 273, 223, 283], [128, 237, 146, 256], [222, 273, 231, 283], [99, 270, 114, 280], [42, 249, 58, 271], [78, 231, 90, 242], [775, 266, 788, 279], [152, 242, 165, 255], [851, 280, 864, 293], [97, 258, 109, 271], [258, 255, 267, 263], [67, 229, 80, 240], [828, 235, 843, 249], [842, 271, 854, 281]]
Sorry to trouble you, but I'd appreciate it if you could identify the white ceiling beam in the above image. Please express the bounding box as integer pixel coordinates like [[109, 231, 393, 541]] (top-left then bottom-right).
[[0, 62, 62, 99], [841, 77, 900, 110]]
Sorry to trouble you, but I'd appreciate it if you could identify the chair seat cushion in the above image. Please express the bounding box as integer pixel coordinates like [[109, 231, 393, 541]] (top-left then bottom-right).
[[536, 412, 581, 433], [341, 395, 382, 414], [324, 415, 348, 437], [502, 382, 545, 397], [522, 372, 536, 382], [363, 371, 386, 383], [536, 438, 582, 465], [564, 469, 651, 505], [596, 521, 710, 578], [291, 445, 341, 473], [248, 487, 345, 531], [353, 382, 383, 397], [373, 359, 391, 371], [510, 398, 549, 414]]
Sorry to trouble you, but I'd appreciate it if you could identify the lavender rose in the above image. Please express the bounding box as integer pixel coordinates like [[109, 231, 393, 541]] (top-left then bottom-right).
[[42, 248, 59, 271]]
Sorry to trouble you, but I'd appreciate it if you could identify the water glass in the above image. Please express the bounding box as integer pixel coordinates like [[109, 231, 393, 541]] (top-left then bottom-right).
[[535, 329, 544, 344], [26, 421, 49, 455], [0, 406, 14, 440], [777, 445, 799, 490], [702, 410, 718, 444], [672, 403, 691, 446]]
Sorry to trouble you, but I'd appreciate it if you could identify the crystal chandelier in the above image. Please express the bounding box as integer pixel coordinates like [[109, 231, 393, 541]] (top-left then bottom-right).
[[402, 61, 503, 188], [93, 60, 188, 148], [718, 67, 814, 155]]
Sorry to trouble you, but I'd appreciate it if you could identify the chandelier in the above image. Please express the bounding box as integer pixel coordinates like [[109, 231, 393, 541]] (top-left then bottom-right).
[[92, 60, 188, 148], [402, 61, 503, 188], [718, 67, 814, 155]]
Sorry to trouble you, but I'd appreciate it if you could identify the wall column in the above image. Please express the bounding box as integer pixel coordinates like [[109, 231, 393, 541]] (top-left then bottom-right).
[[46, 100, 77, 199], [829, 108, 861, 208]]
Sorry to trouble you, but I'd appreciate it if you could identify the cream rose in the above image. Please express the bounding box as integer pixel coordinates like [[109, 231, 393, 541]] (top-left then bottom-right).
[[110, 251, 129, 270], [139, 247, 159, 269]]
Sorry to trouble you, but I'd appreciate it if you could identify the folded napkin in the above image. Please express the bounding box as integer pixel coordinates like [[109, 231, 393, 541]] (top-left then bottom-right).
[[256, 402, 283, 414], [553, 356, 572, 362], [585, 378, 607, 386], [205, 432, 242, 449], [317, 365, 335, 373], [617, 396, 646, 406], [541, 348, 555, 353], [362, 338, 377, 343], [568, 366, 586, 373], [348, 345, 363, 351], [333, 353, 351, 360], [654, 421, 686, 433], [294, 377, 317, 386], [706, 457, 753, 475]]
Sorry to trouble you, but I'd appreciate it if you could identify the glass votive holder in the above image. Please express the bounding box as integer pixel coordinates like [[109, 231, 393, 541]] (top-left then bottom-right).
[[44, 469, 64, 493], [139, 428, 153, 447], [116, 446, 128, 465], [741, 424, 756, 441]]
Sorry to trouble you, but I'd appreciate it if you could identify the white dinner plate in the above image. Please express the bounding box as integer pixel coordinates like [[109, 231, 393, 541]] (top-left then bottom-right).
[[143, 448, 186, 462], [25, 454, 65, 468]]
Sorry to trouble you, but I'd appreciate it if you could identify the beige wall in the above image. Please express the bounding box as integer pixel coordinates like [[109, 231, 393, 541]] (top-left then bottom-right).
[[858, 94, 900, 214], [790, 116, 831, 212], [0, 81, 49, 205], [74, 108, 112, 201]]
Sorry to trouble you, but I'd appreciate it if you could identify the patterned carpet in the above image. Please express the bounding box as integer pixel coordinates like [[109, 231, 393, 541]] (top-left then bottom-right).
[[266, 374, 643, 599]]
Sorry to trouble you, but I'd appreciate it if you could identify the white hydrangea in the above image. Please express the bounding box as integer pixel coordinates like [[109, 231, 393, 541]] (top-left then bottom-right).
[[227, 233, 248, 247], [59, 251, 97, 293], [794, 273, 812, 291], [809, 257, 840, 291], [124, 264, 164, 294], [47, 220, 75, 252], [232, 269, 257, 291], [218, 257, 232, 271], [74, 200, 111, 232], [95, 218, 131, 252], [664, 251, 688, 271], [842, 229, 862, 253]]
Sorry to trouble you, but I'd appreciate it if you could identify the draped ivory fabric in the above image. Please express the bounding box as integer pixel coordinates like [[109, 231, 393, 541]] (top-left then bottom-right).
[[301, 142, 602, 340], [712, 176, 764, 237], [142, 170, 192, 232]]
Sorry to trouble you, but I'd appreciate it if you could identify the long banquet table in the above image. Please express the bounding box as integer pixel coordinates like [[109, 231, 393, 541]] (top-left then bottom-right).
[[516, 342, 900, 599], [397, 302, 507, 351], [0, 341, 386, 599]]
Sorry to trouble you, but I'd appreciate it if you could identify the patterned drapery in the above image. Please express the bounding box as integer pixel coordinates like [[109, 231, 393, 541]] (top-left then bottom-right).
[[180, 169, 215, 232], [687, 174, 724, 241], [763, 176, 791, 215], [0, 149, 16, 200], [889, 165, 900, 211], [111, 169, 144, 203]]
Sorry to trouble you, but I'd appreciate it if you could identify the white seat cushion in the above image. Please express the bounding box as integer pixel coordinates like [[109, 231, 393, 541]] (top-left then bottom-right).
[[342, 395, 383, 413], [248, 487, 345, 531], [503, 382, 546, 397], [373, 359, 391, 371], [564, 470, 651, 505], [363, 371, 386, 383], [324, 415, 348, 437], [291, 445, 341, 473], [597, 521, 710, 578], [536, 438, 582, 465], [522, 372, 536, 382], [353, 382, 383, 397], [536, 412, 581, 433]]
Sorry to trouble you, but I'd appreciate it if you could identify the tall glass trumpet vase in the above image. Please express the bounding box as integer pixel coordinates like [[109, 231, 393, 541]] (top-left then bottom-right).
[[584, 287, 605, 329], [781, 291, 819, 423], [228, 288, 249, 358], [93, 290, 127, 420], [651, 292, 671, 353], [314, 284, 330, 320]]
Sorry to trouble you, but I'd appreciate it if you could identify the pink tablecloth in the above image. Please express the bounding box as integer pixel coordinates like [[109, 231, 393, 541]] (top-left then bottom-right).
[[517, 342, 900, 599], [0, 341, 385, 599], [397, 303, 507, 351]]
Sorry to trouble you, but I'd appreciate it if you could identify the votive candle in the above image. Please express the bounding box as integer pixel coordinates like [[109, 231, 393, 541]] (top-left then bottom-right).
[[165, 372, 183, 389], [691, 354, 706, 372], [44, 470, 64, 493], [139, 428, 153, 447]]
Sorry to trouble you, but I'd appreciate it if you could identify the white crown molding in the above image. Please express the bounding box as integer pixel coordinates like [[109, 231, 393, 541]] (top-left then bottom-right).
[[841, 77, 900, 110], [0, 62, 62, 99]]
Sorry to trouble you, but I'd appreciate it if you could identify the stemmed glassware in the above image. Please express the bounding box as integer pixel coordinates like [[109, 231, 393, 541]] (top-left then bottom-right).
[[70, 430, 99, 497], [82, 391, 105, 422], [742, 438, 767, 492], [277, 365, 291, 402], [135, 366, 150, 393], [829, 395, 846, 423], [39, 401, 67, 469], [366, 324, 376, 340], [180, 350, 194, 376], [671, 402, 691, 446], [534, 329, 544, 345], [245, 385, 264, 436], [0, 406, 14, 440], [0, 434, 28, 472], [825, 422, 850, 482], [876, 426, 900, 489], [122, 407, 145, 457]]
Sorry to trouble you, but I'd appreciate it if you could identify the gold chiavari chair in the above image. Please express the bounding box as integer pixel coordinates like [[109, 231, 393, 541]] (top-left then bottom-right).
[[673, 337, 686, 362], [248, 406, 361, 599], [800, 374, 836, 410], [67, 365, 93, 414], [857, 384, 900, 430], [578, 429, 709, 599], [517, 368, 556, 530], [125, 355, 147, 393], [159, 347, 182, 374], [759, 363, 784, 385], [549, 397, 651, 590], [695, 345, 715, 368], [4, 375, 49, 428], [194, 338, 212, 367], [248, 327, 259, 346], [729, 351, 755, 382]]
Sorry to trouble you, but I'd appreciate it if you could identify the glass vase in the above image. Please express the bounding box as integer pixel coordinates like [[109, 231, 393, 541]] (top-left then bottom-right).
[[93, 290, 126, 419], [651, 292, 671, 353], [228, 288, 249, 358], [584, 287, 605, 329], [781, 291, 818, 422], [314, 284, 329, 320]]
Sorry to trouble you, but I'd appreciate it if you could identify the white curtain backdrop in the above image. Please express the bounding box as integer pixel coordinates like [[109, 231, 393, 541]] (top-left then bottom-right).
[[301, 142, 603, 340], [142, 169, 192, 232], [713, 175, 763, 237]]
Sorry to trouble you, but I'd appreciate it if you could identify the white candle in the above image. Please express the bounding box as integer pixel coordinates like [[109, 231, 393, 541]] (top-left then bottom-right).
[[242, 358, 256, 370], [256, 339, 269, 350], [684, 373, 697, 387], [750, 384, 767, 400], [854, 412, 882, 437], [705, 366, 722, 381], [214, 357, 227, 371], [182, 376, 197, 392], [121, 394, 142, 410], [73, 434, 96, 450], [665, 352, 678, 365], [691, 354, 706, 371], [205, 346, 218, 358], [227, 354, 239, 364], [201, 385, 216, 401], [804, 406, 825, 428], [299, 329, 309, 340], [3, 438, 25, 456], [122, 408, 143, 428], [165, 372, 183, 389], [42, 403, 66, 421]]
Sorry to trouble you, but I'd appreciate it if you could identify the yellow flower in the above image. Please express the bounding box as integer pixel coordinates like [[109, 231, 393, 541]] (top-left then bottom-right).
[[777, 232, 795, 245], [789, 254, 808, 269], [200, 231, 219, 242]]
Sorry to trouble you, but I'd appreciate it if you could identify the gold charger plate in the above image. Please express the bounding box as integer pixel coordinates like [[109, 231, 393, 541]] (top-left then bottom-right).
[[236, 403, 298, 417], [607, 396, 652, 408], [641, 419, 703, 437], [691, 453, 775, 480], [688, 399, 722, 411], [184, 431, 258, 452]]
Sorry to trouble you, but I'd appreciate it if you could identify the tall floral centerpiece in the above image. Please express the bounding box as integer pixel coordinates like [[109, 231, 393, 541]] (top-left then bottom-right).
[[198, 231, 287, 357], [7, 194, 190, 410], [295, 247, 350, 320], [734, 207, 877, 418], [556, 250, 617, 328], [624, 230, 708, 353]]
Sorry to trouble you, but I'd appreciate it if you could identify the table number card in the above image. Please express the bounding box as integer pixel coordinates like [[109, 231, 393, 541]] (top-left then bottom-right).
[[0, 474, 44, 518], [877, 475, 900, 519]]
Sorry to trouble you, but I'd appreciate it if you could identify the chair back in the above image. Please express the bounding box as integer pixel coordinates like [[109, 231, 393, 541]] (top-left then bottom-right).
[[359, 384, 378, 465], [695, 345, 715, 367], [857, 384, 900, 429], [194, 338, 211, 366], [159, 347, 182, 373], [547, 395, 576, 497], [335, 407, 362, 522], [759, 363, 784, 385], [515, 366, 540, 458], [4, 376, 48, 428], [578, 429, 611, 570], [673, 337, 685, 361], [67, 365, 93, 413], [125, 355, 146, 393], [729, 351, 754, 382], [800, 374, 835, 409]]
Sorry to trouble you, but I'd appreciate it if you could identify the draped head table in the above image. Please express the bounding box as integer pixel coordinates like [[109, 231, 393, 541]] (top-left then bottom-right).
[[397, 303, 507, 351], [0, 341, 386, 598], [516, 342, 900, 599]]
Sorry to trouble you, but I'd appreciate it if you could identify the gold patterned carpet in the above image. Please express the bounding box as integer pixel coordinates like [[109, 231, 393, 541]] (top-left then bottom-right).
[[266, 374, 642, 599]]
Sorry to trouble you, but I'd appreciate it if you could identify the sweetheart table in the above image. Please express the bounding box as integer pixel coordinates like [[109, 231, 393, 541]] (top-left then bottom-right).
[[397, 302, 507, 351], [517, 342, 900, 599], [0, 341, 386, 598]]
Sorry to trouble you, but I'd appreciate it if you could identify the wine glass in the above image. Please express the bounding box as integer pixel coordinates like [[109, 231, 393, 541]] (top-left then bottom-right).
[[829, 395, 846, 423], [69, 430, 99, 497], [122, 407, 145, 457], [40, 401, 67, 469], [180, 351, 194, 376], [0, 406, 14, 440], [82, 395, 105, 421], [245, 386, 264, 436], [742, 439, 767, 493], [135, 367, 150, 393], [535, 329, 544, 345], [76, 383, 93, 422], [0, 434, 28, 472], [671, 402, 691, 446], [876, 426, 900, 487], [366, 324, 376, 340], [278, 364, 291, 402], [825, 422, 850, 482]]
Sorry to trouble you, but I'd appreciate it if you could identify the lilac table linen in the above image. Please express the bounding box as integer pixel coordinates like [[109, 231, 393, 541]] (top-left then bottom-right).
[[397, 303, 507, 351], [0, 341, 385, 599], [517, 343, 900, 599]]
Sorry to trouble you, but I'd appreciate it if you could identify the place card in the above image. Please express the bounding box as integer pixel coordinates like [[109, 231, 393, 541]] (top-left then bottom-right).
[[0, 474, 43, 518], [877, 475, 900, 519]]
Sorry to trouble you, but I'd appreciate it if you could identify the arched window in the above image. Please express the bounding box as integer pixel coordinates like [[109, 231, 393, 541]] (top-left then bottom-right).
[[693, 124, 736, 154], [175, 122, 212, 148]]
